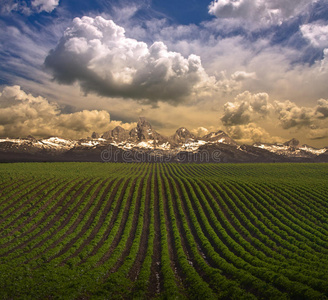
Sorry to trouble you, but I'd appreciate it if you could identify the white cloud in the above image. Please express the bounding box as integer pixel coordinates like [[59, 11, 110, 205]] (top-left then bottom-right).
[[274, 100, 313, 129], [231, 71, 256, 81], [301, 22, 328, 48], [316, 98, 328, 119], [208, 0, 316, 27], [31, 0, 59, 13], [135, 19, 328, 105], [220, 91, 328, 143], [0, 0, 59, 15], [221, 91, 328, 130], [232, 41, 328, 104], [221, 91, 272, 126], [273, 98, 328, 131], [1, 4, 327, 147], [274, 99, 328, 141], [45, 16, 217, 105], [0, 85, 111, 138], [0, 1, 30, 15], [321, 48, 328, 71]]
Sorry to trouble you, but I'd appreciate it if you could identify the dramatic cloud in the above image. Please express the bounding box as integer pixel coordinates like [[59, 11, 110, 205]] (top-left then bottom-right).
[[221, 91, 272, 126], [316, 99, 328, 119], [222, 92, 328, 130], [221, 91, 328, 143], [226, 123, 283, 144], [208, 0, 316, 27], [31, 0, 59, 13], [274, 100, 313, 129], [300, 22, 328, 48], [274, 98, 328, 129], [1, 1, 327, 147], [0, 85, 111, 138], [45, 16, 215, 105], [144, 21, 328, 105]]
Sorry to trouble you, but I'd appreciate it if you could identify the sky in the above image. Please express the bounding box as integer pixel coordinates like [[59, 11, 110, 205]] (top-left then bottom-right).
[[0, 0, 328, 147]]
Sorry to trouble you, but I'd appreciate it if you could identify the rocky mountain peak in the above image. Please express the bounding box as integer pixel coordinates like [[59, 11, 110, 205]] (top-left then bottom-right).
[[112, 126, 129, 141], [26, 135, 37, 141], [284, 138, 299, 148], [176, 127, 190, 135], [137, 117, 152, 129], [91, 132, 99, 139], [102, 126, 129, 142], [112, 126, 126, 134], [1, 118, 328, 162], [202, 130, 237, 145], [172, 127, 195, 144], [129, 117, 155, 141]]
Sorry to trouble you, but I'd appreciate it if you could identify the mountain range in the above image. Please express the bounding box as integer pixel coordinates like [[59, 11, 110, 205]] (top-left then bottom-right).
[[0, 117, 327, 163]]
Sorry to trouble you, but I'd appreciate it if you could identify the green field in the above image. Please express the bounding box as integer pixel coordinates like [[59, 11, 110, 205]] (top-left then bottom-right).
[[0, 163, 327, 299]]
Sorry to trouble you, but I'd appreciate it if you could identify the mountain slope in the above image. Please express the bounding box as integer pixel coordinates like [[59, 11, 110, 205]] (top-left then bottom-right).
[[0, 118, 327, 163]]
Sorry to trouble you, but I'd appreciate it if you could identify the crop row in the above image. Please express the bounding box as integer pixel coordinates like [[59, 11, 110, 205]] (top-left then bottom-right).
[[0, 163, 327, 299]]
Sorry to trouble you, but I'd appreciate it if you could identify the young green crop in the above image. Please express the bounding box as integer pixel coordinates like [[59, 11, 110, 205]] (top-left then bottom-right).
[[0, 162, 327, 299]]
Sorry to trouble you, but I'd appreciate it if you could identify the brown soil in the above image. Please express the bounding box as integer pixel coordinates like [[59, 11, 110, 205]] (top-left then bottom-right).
[[47, 179, 107, 262], [105, 174, 146, 273], [2, 179, 72, 238], [0, 178, 34, 205], [19, 179, 94, 259], [160, 172, 188, 294], [62, 179, 123, 263], [146, 172, 162, 297], [190, 180, 250, 250], [203, 181, 245, 234], [0, 178, 53, 224], [79, 178, 133, 264], [127, 172, 152, 280], [166, 171, 209, 277], [0, 179, 88, 257]]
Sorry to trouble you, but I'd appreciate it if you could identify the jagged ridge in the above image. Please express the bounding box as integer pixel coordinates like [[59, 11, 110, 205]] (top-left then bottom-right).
[[0, 117, 327, 162]]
